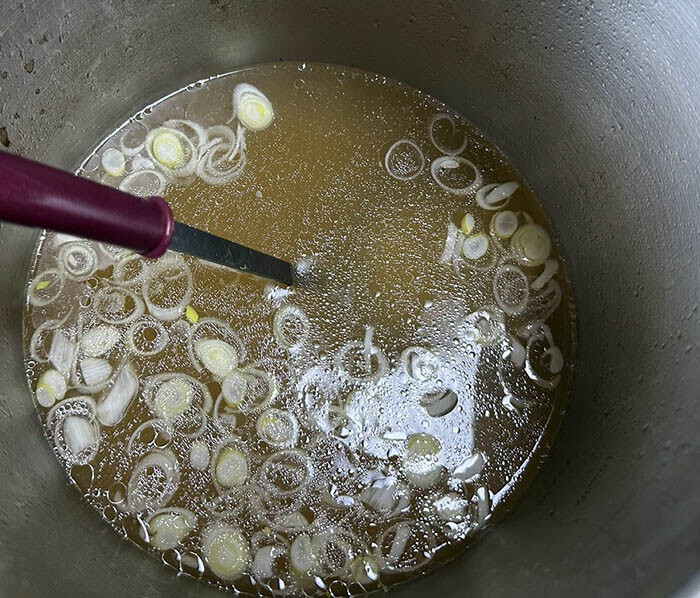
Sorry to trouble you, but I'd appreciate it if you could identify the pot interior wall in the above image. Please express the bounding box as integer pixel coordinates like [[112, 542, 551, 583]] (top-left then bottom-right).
[[1, 1, 699, 596]]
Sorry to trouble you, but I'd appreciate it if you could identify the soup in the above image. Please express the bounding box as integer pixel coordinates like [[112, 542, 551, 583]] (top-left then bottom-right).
[[23, 62, 575, 595]]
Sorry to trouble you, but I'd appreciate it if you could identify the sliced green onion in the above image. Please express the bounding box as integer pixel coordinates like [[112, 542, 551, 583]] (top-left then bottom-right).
[[112, 253, 146, 286], [462, 233, 489, 260], [101, 148, 126, 177], [430, 156, 482, 195], [80, 358, 113, 387], [80, 324, 120, 357], [256, 408, 299, 448], [523, 323, 562, 389], [194, 339, 238, 378], [491, 210, 518, 238], [221, 370, 247, 408], [233, 83, 274, 130], [202, 524, 250, 580], [35, 369, 67, 408], [214, 446, 249, 488], [96, 364, 139, 426], [502, 335, 526, 367], [511, 223, 552, 267], [153, 377, 195, 419], [460, 212, 475, 234], [145, 126, 197, 177]]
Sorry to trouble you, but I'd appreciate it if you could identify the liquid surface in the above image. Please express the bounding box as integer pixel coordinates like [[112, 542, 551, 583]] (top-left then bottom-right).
[[23, 63, 575, 595]]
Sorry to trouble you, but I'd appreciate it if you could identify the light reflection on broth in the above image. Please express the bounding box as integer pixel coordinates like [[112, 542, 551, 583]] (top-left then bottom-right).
[[23, 62, 575, 595]]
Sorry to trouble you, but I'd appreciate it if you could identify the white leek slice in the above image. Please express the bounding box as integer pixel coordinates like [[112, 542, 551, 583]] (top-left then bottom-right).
[[289, 533, 317, 576], [214, 446, 248, 488], [221, 370, 247, 408], [35, 369, 67, 408], [351, 555, 380, 585], [434, 493, 469, 522], [233, 83, 274, 130], [453, 452, 485, 480], [58, 242, 98, 280], [511, 223, 552, 267], [491, 210, 518, 238], [101, 148, 126, 176], [28, 269, 64, 307], [460, 212, 475, 234], [384, 139, 425, 181], [96, 364, 139, 426], [462, 233, 489, 260], [428, 113, 467, 156], [194, 339, 238, 378], [80, 324, 120, 357], [493, 264, 529, 315], [430, 156, 482, 195], [256, 408, 299, 448], [424, 389, 458, 418], [202, 524, 250, 580], [151, 130, 184, 168], [153, 377, 195, 419], [126, 449, 180, 513], [532, 259, 559, 291], [80, 358, 113, 387], [476, 181, 519, 210], [189, 440, 210, 471], [148, 508, 197, 551], [94, 287, 145, 325], [401, 346, 440, 383], [272, 304, 310, 350], [63, 415, 97, 456], [118, 169, 166, 197], [49, 330, 76, 376], [403, 433, 443, 488], [475, 486, 491, 523]]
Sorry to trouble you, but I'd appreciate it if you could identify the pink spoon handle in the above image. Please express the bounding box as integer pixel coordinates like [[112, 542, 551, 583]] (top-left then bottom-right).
[[0, 151, 174, 257]]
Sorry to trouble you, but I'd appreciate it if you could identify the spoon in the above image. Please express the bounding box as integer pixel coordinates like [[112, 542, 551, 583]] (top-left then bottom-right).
[[0, 151, 294, 285]]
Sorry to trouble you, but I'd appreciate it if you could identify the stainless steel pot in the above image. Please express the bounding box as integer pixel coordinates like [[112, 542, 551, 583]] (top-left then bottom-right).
[[1, 1, 698, 596]]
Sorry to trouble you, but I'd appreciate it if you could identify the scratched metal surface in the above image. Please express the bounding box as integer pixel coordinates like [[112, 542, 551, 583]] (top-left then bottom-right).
[[0, 1, 699, 597]]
